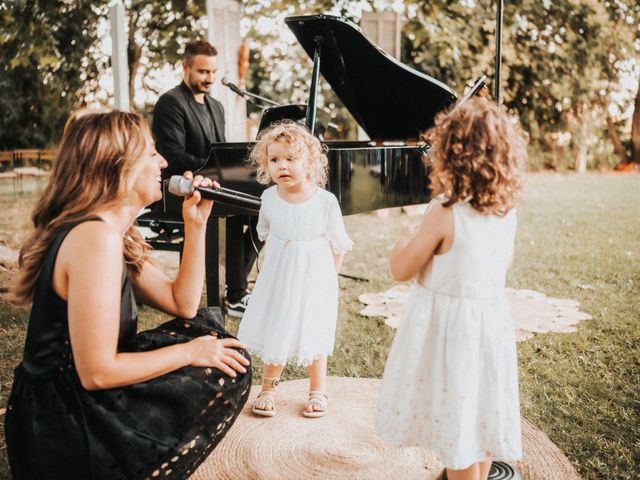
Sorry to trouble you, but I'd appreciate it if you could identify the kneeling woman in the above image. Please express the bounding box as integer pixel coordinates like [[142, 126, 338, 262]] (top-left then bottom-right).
[[5, 111, 251, 479]]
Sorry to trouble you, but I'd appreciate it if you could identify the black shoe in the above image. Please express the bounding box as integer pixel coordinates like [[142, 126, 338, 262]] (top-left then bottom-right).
[[489, 461, 521, 479], [227, 292, 250, 318], [439, 462, 520, 480]]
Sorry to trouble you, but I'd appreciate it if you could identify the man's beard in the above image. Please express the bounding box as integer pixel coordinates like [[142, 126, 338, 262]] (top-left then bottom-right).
[[188, 76, 211, 95]]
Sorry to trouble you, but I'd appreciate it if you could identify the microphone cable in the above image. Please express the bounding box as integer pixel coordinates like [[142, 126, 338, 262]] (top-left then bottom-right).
[[249, 216, 260, 275]]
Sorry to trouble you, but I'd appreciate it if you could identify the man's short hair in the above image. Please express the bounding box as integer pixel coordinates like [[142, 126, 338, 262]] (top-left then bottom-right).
[[183, 40, 218, 65]]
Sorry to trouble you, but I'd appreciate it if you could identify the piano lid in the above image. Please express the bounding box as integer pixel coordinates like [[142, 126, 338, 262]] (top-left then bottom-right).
[[285, 14, 457, 141]]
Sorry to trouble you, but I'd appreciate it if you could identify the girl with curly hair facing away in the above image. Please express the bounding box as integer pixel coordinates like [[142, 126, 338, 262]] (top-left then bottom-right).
[[376, 98, 527, 480], [238, 121, 352, 418], [5, 110, 251, 480]]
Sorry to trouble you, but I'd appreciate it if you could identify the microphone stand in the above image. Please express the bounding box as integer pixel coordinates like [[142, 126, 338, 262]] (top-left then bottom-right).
[[221, 78, 280, 108], [221, 77, 338, 135]]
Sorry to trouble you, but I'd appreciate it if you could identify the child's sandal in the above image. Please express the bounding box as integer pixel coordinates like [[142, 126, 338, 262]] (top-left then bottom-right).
[[303, 390, 328, 418], [252, 377, 280, 417]]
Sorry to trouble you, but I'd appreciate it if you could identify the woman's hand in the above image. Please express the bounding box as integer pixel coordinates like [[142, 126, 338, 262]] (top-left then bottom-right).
[[181, 171, 219, 227], [184, 334, 250, 378]]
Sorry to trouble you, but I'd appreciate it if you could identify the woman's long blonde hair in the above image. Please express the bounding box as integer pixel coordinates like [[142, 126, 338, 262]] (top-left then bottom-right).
[[427, 97, 527, 215], [14, 110, 151, 304], [249, 121, 329, 187]]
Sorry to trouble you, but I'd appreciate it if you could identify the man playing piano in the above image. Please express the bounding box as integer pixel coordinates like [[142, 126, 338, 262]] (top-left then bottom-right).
[[152, 40, 262, 317]]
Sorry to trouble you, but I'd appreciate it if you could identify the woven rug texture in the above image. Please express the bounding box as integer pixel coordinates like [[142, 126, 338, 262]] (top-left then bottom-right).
[[192, 377, 580, 480]]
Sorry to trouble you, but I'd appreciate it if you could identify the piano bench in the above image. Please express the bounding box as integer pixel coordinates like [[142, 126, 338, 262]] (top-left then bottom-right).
[[136, 211, 185, 253]]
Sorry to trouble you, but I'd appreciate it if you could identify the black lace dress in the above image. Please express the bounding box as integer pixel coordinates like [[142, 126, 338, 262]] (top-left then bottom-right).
[[5, 220, 252, 480]]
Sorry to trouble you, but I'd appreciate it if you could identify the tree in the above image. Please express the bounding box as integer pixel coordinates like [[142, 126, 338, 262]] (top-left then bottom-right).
[[632, 80, 640, 164], [401, 0, 640, 170], [3, 0, 638, 163], [121, 0, 207, 112], [604, 1, 640, 166], [242, 0, 374, 139], [0, 0, 108, 149]]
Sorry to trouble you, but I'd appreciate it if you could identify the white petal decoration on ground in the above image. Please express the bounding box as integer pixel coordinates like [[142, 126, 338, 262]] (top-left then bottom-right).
[[383, 284, 411, 298], [359, 285, 592, 342], [359, 304, 389, 317], [384, 316, 401, 329], [357, 293, 387, 305]]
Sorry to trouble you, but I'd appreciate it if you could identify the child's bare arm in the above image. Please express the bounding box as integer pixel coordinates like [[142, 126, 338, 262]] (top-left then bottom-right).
[[389, 203, 452, 281], [332, 252, 344, 273]]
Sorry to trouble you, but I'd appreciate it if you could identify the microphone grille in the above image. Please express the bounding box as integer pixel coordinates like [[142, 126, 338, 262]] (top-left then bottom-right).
[[168, 175, 193, 196]]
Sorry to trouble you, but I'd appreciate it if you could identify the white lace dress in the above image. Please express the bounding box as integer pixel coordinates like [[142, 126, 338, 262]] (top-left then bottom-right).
[[237, 186, 352, 366], [376, 199, 522, 470]]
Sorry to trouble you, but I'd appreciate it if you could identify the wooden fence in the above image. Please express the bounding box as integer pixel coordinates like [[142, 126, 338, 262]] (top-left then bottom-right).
[[0, 149, 57, 171], [0, 149, 56, 193]]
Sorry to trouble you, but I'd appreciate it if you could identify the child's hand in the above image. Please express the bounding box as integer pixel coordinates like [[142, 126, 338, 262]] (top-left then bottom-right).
[[390, 222, 420, 261], [401, 222, 420, 236], [397, 222, 419, 245]]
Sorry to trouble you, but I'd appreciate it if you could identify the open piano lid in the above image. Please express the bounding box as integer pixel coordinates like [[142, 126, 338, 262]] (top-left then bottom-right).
[[285, 14, 457, 141]]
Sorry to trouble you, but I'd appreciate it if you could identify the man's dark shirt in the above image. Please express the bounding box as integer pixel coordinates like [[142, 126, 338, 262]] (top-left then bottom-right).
[[194, 101, 220, 145]]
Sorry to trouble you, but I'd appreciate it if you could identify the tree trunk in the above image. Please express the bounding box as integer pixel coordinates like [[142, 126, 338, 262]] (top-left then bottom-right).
[[127, 10, 141, 111], [127, 43, 141, 109], [607, 116, 629, 163], [574, 103, 590, 173], [631, 78, 640, 164]]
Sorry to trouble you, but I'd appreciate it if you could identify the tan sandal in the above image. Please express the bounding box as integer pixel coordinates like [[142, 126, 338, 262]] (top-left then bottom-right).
[[252, 377, 280, 417], [303, 390, 328, 418]]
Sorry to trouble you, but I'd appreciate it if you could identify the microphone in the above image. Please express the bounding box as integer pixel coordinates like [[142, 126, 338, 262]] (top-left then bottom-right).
[[168, 176, 262, 212], [221, 77, 245, 98]]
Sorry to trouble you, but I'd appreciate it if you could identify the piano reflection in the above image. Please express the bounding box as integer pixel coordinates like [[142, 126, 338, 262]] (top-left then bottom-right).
[[137, 14, 485, 307]]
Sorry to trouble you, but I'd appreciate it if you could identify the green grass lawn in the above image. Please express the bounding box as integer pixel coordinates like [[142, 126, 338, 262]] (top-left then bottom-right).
[[0, 173, 638, 479]]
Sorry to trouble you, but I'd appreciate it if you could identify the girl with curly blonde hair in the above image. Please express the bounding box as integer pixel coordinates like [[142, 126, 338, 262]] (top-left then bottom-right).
[[249, 120, 329, 187], [377, 98, 527, 480], [239, 121, 352, 418]]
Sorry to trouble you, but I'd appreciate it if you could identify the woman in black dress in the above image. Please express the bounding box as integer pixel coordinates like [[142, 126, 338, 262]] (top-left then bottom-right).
[[5, 110, 252, 479]]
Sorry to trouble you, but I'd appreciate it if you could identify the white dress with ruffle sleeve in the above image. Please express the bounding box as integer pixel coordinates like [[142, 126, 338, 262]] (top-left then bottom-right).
[[237, 186, 352, 366]]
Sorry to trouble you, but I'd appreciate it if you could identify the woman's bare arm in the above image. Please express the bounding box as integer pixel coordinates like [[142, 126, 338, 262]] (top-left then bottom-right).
[[132, 174, 216, 318], [57, 221, 248, 391]]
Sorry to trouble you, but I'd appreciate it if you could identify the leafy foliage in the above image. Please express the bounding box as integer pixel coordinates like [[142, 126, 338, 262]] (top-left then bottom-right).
[[122, 0, 207, 111], [0, 0, 108, 149], [402, 0, 640, 168], [1, 0, 639, 167], [242, 0, 375, 139]]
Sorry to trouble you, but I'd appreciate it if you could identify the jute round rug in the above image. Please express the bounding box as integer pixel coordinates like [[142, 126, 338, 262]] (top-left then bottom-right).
[[191, 377, 580, 480]]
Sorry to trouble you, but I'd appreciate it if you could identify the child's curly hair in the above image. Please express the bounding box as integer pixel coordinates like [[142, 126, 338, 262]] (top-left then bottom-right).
[[427, 97, 527, 216], [249, 121, 329, 187]]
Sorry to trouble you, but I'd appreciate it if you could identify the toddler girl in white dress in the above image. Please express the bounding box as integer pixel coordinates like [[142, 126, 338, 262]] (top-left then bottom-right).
[[376, 98, 527, 480], [237, 121, 352, 418]]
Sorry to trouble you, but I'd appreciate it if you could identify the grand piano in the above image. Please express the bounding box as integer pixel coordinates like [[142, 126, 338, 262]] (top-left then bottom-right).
[[139, 14, 469, 307]]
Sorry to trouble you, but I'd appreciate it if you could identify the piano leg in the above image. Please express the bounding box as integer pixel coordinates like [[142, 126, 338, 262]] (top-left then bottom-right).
[[205, 218, 222, 310]]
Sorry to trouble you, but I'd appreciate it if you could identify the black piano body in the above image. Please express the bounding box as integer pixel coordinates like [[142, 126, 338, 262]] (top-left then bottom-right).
[[138, 14, 461, 307]]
